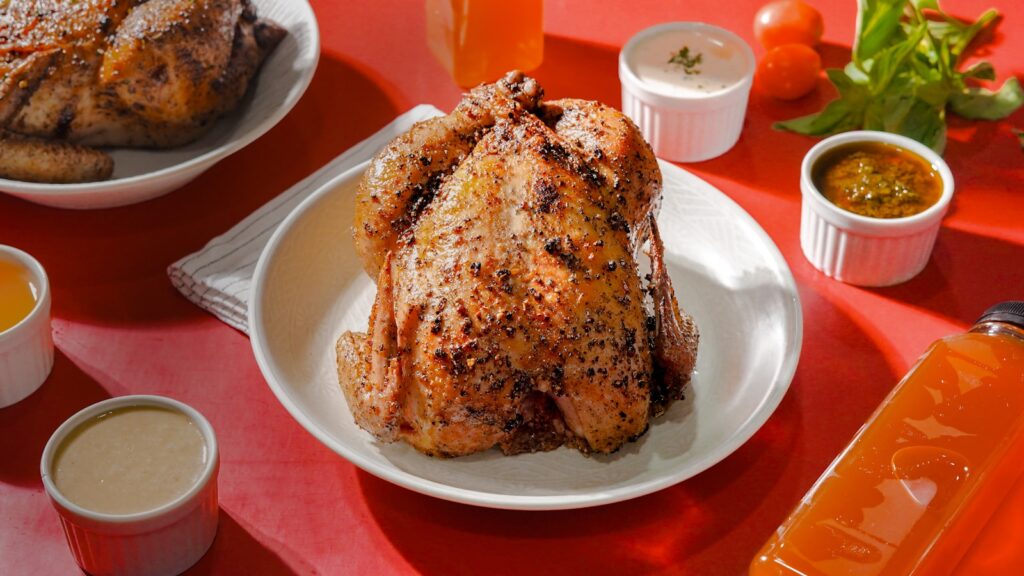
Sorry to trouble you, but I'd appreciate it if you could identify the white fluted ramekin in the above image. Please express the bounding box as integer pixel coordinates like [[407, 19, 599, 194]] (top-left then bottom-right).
[[41, 395, 219, 576], [800, 131, 955, 286], [0, 245, 53, 408], [619, 22, 755, 163]]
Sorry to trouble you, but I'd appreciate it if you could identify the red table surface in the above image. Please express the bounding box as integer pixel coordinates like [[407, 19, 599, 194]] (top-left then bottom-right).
[[2, 1, 1023, 574]]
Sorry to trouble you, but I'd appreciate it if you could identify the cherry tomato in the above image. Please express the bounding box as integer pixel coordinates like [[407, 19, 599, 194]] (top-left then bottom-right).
[[754, 0, 824, 50], [757, 43, 821, 100]]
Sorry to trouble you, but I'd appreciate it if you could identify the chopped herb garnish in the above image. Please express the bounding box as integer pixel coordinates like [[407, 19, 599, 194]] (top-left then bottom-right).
[[668, 46, 702, 75]]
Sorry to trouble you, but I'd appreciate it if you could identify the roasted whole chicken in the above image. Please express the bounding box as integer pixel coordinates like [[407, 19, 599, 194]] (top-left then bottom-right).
[[0, 0, 285, 182], [338, 72, 698, 457]]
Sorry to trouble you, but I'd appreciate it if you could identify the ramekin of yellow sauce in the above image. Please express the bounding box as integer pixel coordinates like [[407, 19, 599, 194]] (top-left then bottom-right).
[[0, 245, 53, 407]]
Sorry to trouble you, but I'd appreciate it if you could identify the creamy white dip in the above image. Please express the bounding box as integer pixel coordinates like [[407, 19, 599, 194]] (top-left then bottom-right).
[[628, 27, 749, 98]]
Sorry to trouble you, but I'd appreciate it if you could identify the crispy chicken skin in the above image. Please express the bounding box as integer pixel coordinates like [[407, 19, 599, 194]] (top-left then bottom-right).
[[539, 98, 663, 248], [339, 73, 698, 457], [353, 71, 543, 278], [0, 0, 284, 182]]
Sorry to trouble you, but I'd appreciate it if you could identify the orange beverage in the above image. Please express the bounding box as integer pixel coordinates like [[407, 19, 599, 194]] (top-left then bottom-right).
[[751, 302, 1024, 576], [0, 257, 38, 332], [425, 0, 543, 88]]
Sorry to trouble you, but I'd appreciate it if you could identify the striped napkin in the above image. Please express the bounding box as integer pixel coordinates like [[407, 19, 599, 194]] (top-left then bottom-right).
[[168, 105, 445, 333]]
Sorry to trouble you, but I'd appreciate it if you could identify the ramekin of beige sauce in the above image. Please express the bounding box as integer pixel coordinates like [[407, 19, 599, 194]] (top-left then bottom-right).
[[41, 395, 219, 576], [52, 406, 208, 515]]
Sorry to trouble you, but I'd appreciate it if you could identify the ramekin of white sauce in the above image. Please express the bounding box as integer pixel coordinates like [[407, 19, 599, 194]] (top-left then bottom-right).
[[41, 395, 219, 576], [619, 22, 755, 162]]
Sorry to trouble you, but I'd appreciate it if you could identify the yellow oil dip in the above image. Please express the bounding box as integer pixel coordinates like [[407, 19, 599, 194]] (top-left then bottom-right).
[[0, 258, 38, 332]]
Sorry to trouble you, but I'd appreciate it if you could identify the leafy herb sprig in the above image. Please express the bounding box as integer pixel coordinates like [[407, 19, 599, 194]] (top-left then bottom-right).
[[775, 0, 1023, 153], [669, 46, 703, 75]]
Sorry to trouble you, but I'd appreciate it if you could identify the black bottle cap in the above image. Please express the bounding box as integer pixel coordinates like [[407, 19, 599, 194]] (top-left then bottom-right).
[[977, 301, 1024, 329]]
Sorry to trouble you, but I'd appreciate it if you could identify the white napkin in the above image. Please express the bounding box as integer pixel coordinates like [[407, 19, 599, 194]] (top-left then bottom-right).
[[168, 105, 445, 333]]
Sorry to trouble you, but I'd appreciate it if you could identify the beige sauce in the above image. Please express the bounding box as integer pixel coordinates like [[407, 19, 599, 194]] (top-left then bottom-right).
[[629, 28, 748, 97], [53, 407, 207, 515]]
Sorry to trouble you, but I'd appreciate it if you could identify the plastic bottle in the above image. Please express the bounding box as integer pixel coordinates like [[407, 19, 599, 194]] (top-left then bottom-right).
[[751, 301, 1024, 576], [425, 0, 544, 88]]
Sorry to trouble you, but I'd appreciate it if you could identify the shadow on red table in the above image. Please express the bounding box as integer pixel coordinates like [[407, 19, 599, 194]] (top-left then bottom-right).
[[0, 350, 110, 488], [353, 286, 898, 575], [353, 411, 801, 574], [533, 35, 621, 105], [0, 54, 402, 329], [352, 306, 870, 575], [186, 508, 310, 576], [872, 228, 1024, 325]]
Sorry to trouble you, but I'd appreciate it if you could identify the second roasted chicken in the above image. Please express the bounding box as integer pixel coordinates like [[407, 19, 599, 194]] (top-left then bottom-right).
[[338, 72, 698, 457], [0, 0, 284, 182]]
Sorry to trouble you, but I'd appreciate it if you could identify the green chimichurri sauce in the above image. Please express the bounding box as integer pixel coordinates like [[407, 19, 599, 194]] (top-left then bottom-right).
[[812, 142, 942, 219]]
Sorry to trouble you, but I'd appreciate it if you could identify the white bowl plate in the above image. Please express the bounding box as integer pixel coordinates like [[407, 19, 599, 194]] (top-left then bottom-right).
[[250, 160, 803, 510], [0, 0, 319, 210]]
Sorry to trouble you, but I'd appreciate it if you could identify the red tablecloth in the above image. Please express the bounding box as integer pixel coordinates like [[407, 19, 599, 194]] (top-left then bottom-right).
[[3, 1, 1023, 574]]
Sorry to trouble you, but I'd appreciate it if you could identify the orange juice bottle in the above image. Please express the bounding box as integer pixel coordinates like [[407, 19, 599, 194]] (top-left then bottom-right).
[[751, 301, 1024, 576], [425, 0, 543, 88]]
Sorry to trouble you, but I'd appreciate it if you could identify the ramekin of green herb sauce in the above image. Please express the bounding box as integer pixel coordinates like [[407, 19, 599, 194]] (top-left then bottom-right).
[[799, 131, 954, 286]]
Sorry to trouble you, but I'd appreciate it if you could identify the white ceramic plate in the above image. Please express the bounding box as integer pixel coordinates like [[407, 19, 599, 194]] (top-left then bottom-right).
[[0, 0, 319, 210], [250, 160, 803, 510]]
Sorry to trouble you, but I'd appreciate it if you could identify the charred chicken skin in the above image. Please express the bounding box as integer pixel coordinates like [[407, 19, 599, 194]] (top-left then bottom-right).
[[0, 0, 284, 182], [338, 72, 698, 457]]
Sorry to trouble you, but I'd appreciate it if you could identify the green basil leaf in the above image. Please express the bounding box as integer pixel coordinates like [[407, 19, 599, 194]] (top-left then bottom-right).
[[907, 50, 943, 82], [866, 93, 913, 131], [961, 61, 996, 81], [854, 0, 908, 65], [949, 9, 999, 58], [844, 61, 870, 84], [774, 97, 866, 136], [866, 25, 926, 94], [949, 77, 1024, 120], [828, 68, 867, 95], [894, 98, 947, 151], [915, 79, 952, 108]]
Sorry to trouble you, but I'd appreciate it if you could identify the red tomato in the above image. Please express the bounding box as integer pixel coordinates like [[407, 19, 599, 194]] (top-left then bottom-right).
[[757, 44, 821, 100], [754, 0, 824, 50]]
